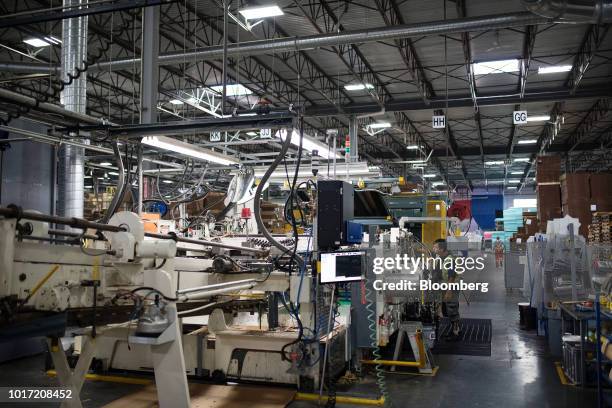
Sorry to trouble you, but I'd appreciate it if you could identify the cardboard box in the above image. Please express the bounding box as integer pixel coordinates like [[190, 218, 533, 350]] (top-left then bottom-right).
[[536, 155, 561, 183], [537, 184, 562, 225]]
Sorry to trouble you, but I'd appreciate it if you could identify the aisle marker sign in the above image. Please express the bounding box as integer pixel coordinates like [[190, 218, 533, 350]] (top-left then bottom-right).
[[210, 131, 221, 142], [432, 115, 446, 129], [260, 128, 272, 139], [513, 111, 528, 125]]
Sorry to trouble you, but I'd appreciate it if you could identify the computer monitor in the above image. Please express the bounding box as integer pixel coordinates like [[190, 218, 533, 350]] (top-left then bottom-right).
[[320, 251, 365, 284]]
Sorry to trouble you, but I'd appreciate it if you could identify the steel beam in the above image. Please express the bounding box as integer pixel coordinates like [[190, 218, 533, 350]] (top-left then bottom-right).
[[374, 0, 434, 102], [566, 24, 610, 94]]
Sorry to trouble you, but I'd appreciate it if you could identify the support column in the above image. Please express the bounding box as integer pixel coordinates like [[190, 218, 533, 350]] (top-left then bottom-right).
[[139, 4, 160, 209], [349, 116, 358, 163]]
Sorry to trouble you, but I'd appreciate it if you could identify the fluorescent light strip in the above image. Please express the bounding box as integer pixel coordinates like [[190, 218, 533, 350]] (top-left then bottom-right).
[[368, 122, 391, 129], [511, 171, 524, 175], [169, 99, 184, 105], [406, 145, 421, 150], [277, 129, 341, 160], [513, 158, 530, 162], [472, 59, 519, 75], [538, 65, 572, 74], [210, 84, 253, 96], [24, 36, 60, 47], [527, 115, 550, 122], [99, 162, 112, 166], [142, 136, 239, 166], [485, 160, 505, 165], [517, 139, 537, 144], [423, 174, 437, 178], [239, 5, 284, 19], [344, 83, 374, 91], [254, 162, 371, 179]]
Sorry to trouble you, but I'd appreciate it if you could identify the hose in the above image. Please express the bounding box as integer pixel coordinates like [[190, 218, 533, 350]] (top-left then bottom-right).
[[365, 276, 391, 407], [253, 123, 304, 269], [102, 142, 126, 223]]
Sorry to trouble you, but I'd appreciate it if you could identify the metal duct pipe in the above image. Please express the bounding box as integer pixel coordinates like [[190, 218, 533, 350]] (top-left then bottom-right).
[[522, 0, 612, 23], [57, 0, 88, 221], [89, 11, 564, 72], [0, 62, 60, 74], [0, 88, 100, 125]]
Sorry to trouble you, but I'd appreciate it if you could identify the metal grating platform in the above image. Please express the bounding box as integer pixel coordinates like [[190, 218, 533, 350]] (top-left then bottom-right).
[[433, 318, 492, 357]]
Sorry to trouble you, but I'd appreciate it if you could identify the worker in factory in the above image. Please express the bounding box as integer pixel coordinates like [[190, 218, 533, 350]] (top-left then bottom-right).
[[494, 237, 504, 269], [432, 238, 461, 339]]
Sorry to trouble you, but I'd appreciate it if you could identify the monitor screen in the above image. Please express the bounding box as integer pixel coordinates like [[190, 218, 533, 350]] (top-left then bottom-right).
[[320, 251, 364, 283]]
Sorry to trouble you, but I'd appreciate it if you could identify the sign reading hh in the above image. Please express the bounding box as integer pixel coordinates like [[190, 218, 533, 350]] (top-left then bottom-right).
[[432, 115, 446, 129]]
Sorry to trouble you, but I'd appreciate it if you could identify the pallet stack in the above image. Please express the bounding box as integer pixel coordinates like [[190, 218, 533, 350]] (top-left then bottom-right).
[[589, 212, 612, 244], [536, 155, 562, 228]]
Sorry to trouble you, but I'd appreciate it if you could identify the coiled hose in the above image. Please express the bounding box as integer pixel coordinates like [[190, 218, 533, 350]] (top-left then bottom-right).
[[365, 277, 392, 407], [253, 124, 304, 269]]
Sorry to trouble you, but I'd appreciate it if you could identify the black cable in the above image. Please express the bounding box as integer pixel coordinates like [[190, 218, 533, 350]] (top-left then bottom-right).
[[130, 287, 178, 302]]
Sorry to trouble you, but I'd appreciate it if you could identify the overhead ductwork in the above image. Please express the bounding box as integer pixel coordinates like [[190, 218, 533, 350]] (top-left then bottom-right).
[[57, 0, 88, 222], [522, 0, 612, 23], [0, 10, 598, 76]]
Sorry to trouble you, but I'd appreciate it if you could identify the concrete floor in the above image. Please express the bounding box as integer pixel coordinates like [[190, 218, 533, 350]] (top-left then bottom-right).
[[0, 254, 599, 407]]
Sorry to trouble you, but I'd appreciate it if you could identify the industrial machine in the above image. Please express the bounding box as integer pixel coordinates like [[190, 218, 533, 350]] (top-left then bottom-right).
[[0, 148, 439, 408]]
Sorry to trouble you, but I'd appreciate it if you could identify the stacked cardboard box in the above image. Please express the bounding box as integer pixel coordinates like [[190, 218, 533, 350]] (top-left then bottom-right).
[[535, 155, 561, 183], [590, 174, 612, 212], [561, 173, 592, 237], [537, 184, 562, 227], [588, 212, 612, 244], [561, 173, 612, 238], [536, 155, 562, 227]]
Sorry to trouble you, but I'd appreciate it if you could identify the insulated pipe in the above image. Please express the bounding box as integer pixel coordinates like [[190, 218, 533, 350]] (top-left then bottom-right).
[[0, 62, 60, 74], [0, 206, 125, 232], [179, 282, 256, 301], [177, 279, 257, 295], [0, 88, 101, 125], [88, 12, 561, 72], [144, 232, 268, 256], [522, 0, 612, 23]]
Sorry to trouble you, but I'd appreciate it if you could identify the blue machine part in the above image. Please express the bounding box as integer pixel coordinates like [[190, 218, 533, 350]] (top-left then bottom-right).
[[346, 221, 363, 244]]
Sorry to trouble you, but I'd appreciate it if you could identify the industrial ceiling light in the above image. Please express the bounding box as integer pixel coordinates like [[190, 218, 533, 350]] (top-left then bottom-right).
[[507, 179, 521, 183], [538, 65, 572, 74], [485, 160, 505, 165], [142, 136, 239, 166], [368, 122, 392, 129], [169, 99, 184, 105], [527, 115, 550, 122], [108, 171, 119, 176], [99, 161, 112, 166], [238, 5, 284, 20], [472, 59, 520, 75], [423, 174, 437, 178], [246, 131, 258, 136], [406, 144, 421, 150], [162, 180, 174, 184], [253, 161, 371, 179], [511, 171, 524, 175], [507, 186, 517, 189], [23, 36, 61, 47], [344, 83, 374, 91], [277, 129, 341, 160], [518, 139, 537, 144], [432, 181, 445, 186], [513, 157, 530, 162], [210, 84, 253, 96]]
